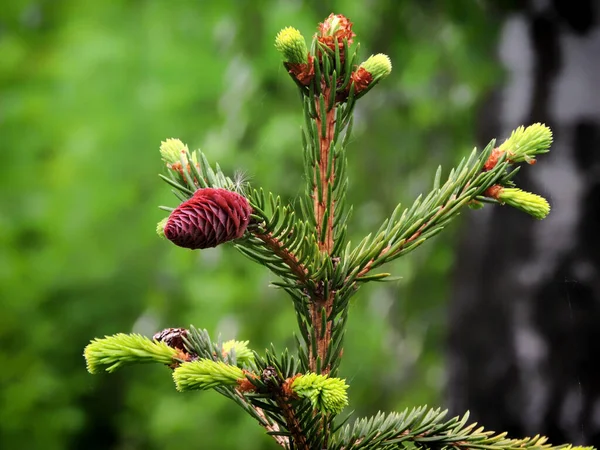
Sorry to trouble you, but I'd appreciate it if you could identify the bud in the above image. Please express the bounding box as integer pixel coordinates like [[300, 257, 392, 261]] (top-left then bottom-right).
[[84, 333, 179, 374], [486, 185, 550, 220], [317, 13, 355, 52], [290, 373, 348, 414], [160, 138, 188, 165], [360, 53, 392, 81], [156, 217, 168, 239], [222, 339, 254, 365], [498, 123, 553, 164], [173, 359, 245, 392], [275, 27, 308, 64], [275, 26, 314, 85], [497, 187, 550, 220], [164, 188, 252, 250], [342, 54, 392, 101]]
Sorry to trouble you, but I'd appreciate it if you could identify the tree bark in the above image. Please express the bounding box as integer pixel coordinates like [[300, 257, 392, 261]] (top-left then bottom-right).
[[448, 1, 600, 446]]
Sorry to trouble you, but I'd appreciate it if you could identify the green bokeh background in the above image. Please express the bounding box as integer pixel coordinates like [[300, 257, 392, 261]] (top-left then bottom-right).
[[0, 1, 500, 448]]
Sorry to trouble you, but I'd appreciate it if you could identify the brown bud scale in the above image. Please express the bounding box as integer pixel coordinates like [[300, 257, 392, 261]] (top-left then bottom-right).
[[286, 55, 315, 86], [237, 370, 259, 393], [282, 374, 302, 398], [484, 184, 503, 199], [350, 67, 373, 94], [317, 14, 355, 54], [483, 147, 504, 171], [168, 161, 202, 181]]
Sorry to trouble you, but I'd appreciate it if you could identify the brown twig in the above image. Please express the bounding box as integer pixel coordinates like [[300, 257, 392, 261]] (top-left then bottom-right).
[[254, 231, 309, 283], [274, 394, 310, 450], [251, 405, 289, 448], [263, 368, 310, 450], [230, 388, 289, 448], [309, 293, 334, 375], [354, 199, 453, 280]]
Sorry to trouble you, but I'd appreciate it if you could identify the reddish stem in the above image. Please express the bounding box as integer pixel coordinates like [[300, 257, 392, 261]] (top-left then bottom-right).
[[273, 392, 310, 450], [313, 90, 337, 254], [309, 87, 337, 375], [254, 231, 309, 283]]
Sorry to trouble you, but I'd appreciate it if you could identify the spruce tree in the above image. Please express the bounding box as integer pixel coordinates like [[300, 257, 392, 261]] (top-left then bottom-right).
[[84, 13, 588, 450]]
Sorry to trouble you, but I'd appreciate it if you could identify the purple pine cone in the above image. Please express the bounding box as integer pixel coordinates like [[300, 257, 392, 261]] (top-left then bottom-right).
[[164, 188, 252, 250]]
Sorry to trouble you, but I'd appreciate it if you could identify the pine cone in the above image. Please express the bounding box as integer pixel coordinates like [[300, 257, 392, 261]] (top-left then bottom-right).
[[164, 188, 252, 250], [153, 328, 188, 350]]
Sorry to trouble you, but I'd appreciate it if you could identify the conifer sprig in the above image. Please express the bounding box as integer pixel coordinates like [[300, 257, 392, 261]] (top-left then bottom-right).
[[331, 407, 575, 450], [346, 141, 510, 280]]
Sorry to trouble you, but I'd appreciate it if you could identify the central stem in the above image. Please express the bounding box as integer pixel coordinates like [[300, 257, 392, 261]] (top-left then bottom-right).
[[313, 90, 336, 254], [309, 87, 337, 375]]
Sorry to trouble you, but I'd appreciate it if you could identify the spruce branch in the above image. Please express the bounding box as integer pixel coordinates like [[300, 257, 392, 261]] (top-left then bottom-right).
[[347, 121, 553, 282], [276, 13, 391, 443], [345, 142, 508, 280], [294, 17, 368, 382], [82, 12, 586, 450], [244, 351, 317, 450], [331, 407, 575, 450], [182, 328, 300, 447]]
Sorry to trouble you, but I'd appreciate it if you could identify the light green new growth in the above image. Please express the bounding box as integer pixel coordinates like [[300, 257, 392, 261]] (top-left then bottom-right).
[[173, 359, 245, 392], [275, 27, 308, 64], [360, 53, 392, 80], [498, 188, 551, 220], [498, 123, 553, 163], [84, 333, 179, 374], [159, 138, 188, 165], [222, 340, 254, 365], [291, 373, 349, 414]]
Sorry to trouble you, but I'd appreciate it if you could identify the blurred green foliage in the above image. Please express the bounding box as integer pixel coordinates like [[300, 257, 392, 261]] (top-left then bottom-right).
[[0, 1, 499, 448]]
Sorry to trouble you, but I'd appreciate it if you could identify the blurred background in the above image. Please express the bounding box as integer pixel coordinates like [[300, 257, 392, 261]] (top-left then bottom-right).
[[2, 0, 599, 449]]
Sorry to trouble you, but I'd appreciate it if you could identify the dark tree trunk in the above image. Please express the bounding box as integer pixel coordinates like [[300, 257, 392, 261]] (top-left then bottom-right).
[[448, 1, 600, 446]]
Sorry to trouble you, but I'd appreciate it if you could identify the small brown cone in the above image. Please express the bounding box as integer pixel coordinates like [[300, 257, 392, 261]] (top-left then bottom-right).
[[164, 188, 252, 250], [153, 328, 188, 350]]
